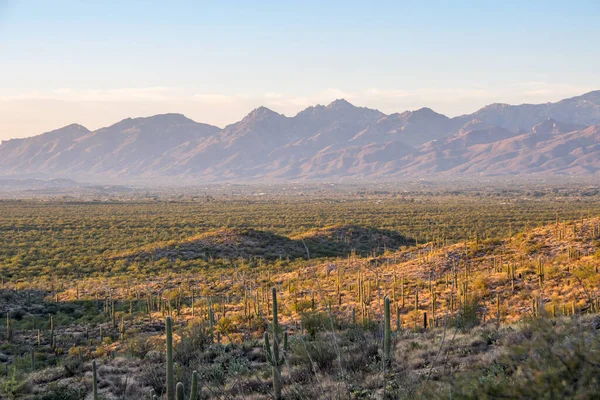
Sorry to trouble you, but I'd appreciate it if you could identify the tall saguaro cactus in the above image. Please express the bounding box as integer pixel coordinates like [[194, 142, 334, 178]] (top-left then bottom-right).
[[383, 297, 391, 363], [166, 316, 175, 400], [92, 359, 99, 400], [264, 287, 284, 400], [190, 370, 199, 400], [208, 307, 214, 341], [537, 257, 545, 287], [50, 315, 55, 350], [5, 313, 12, 342]]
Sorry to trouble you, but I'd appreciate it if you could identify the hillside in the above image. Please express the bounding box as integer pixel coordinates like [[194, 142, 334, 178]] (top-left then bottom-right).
[[115, 225, 412, 262], [2, 200, 600, 399], [57, 215, 600, 328], [116, 228, 307, 261], [4, 213, 600, 399], [292, 225, 412, 257]]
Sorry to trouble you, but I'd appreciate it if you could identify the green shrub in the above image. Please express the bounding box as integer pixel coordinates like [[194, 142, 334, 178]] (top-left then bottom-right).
[[290, 337, 337, 373], [442, 318, 600, 399], [301, 311, 339, 338], [34, 382, 86, 400], [0, 367, 25, 400], [451, 297, 481, 332]]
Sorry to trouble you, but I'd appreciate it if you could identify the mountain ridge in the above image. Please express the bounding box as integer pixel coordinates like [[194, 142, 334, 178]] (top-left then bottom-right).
[[2, 91, 600, 181]]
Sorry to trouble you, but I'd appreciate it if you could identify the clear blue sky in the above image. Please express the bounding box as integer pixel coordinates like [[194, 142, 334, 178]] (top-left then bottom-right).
[[1, 0, 599, 139]]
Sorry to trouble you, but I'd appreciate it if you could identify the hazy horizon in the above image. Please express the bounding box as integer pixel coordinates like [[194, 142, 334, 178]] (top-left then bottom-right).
[[1, 0, 600, 140], [4, 90, 600, 141]]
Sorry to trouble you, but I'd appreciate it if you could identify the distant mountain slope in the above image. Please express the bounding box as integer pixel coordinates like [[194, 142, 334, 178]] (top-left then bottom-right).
[[1, 91, 600, 181], [455, 90, 600, 133], [0, 114, 220, 178], [351, 107, 457, 147], [396, 122, 600, 176], [0, 124, 90, 175]]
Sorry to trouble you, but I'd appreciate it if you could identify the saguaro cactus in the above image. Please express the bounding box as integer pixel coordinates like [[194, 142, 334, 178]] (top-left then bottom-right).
[[496, 293, 501, 323], [414, 288, 419, 313], [5, 313, 12, 342], [166, 316, 175, 400], [50, 315, 56, 350], [190, 370, 199, 400], [383, 297, 391, 363], [119, 317, 125, 341], [208, 308, 214, 341], [176, 382, 185, 400], [401, 276, 405, 309], [191, 289, 195, 317], [92, 359, 98, 400], [537, 258, 545, 287], [264, 287, 284, 400]]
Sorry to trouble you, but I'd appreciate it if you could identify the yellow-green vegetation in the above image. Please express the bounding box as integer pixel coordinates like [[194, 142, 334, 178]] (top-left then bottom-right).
[[1, 190, 600, 399]]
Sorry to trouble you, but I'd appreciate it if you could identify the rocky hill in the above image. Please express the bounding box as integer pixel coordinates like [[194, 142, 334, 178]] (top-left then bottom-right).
[[115, 225, 412, 262]]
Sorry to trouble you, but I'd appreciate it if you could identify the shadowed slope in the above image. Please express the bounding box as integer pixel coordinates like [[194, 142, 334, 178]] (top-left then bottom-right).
[[115, 225, 413, 262]]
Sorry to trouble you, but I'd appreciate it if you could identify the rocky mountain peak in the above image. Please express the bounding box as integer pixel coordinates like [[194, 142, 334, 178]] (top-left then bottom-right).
[[326, 99, 355, 110]]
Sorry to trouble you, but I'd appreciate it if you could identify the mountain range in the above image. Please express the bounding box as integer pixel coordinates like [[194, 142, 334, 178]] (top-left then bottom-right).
[[2, 90, 600, 182]]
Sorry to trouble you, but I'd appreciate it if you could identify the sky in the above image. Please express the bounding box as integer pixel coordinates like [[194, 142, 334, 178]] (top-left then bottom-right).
[[0, 0, 599, 140]]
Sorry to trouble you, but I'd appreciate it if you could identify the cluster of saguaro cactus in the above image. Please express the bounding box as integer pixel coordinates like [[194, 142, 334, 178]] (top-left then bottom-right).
[[459, 281, 469, 312], [537, 257, 545, 287], [555, 223, 567, 240], [356, 269, 376, 323], [567, 246, 581, 261], [506, 262, 516, 292], [264, 287, 284, 400]]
